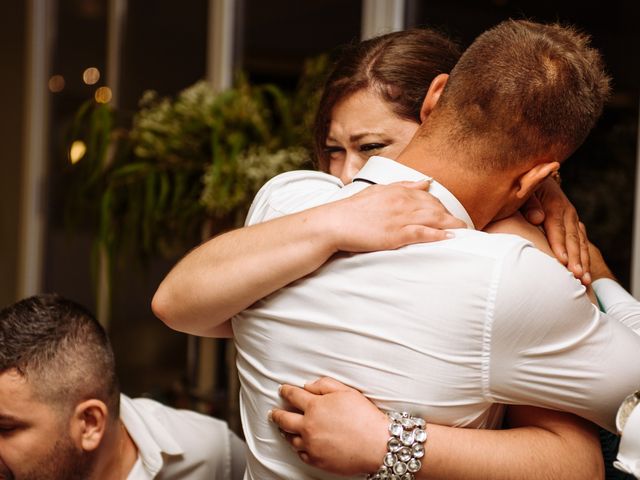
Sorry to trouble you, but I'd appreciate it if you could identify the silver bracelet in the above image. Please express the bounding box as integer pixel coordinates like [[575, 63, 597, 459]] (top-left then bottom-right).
[[366, 411, 428, 480]]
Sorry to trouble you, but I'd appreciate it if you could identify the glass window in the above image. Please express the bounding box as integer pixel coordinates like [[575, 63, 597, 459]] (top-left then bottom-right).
[[240, 0, 362, 87], [120, 0, 208, 109], [45, 0, 109, 311], [44, 0, 209, 398]]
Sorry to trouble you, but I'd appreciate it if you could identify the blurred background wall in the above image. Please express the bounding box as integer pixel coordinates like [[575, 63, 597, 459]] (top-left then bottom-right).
[[1, 0, 638, 421], [0, 1, 26, 308]]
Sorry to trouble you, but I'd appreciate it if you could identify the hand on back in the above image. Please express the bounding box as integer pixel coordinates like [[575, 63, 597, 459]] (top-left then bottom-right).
[[324, 180, 466, 253], [269, 377, 388, 476], [521, 177, 591, 285]]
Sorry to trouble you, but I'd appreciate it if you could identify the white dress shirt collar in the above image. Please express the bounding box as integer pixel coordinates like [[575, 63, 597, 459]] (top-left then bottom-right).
[[353, 156, 475, 229], [120, 395, 184, 478]]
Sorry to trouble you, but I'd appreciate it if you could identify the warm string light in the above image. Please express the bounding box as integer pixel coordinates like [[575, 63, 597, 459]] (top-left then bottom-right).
[[69, 140, 87, 164]]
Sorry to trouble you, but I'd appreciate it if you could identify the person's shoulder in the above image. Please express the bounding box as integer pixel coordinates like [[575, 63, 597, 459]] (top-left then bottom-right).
[[439, 229, 587, 321], [491, 235, 592, 331], [247, 170, 343, 225], [255, 170, 341, 200], [435, 228, 534, 260], [489, 231, 580, 292], [263, 169, 341, 186], [485, 213, 554, 256], [126, 396, 233, 462]]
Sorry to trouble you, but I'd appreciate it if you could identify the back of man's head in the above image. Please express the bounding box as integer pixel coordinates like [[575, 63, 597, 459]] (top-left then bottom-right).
[[426, 19, 611, 171], [0, 294, 119, 419]]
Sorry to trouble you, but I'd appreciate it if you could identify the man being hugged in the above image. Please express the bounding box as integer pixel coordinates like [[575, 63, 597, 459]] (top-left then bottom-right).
[[234, 20, 640, 479]]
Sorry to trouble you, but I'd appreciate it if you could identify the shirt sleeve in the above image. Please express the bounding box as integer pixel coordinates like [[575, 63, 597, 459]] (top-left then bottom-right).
[[593, 278, 640, 333], [487, 243, 640, 432], [245, 170, 344, 226]]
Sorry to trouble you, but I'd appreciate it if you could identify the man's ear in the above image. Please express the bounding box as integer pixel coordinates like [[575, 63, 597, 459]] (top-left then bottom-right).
[[70, 399, 109, 452], [420, 73, 449, 123], [515, 162, 560, 200]]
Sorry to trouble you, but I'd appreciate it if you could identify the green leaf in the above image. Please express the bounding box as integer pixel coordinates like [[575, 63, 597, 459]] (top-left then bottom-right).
[[110, 162, 151, 179]]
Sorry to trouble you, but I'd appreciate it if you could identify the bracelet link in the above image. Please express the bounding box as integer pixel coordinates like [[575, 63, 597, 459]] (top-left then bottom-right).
[[366, 411, 428, 480]]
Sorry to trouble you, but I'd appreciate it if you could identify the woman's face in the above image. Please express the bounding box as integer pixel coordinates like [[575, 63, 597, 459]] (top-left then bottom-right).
[[325, 88, 420, 184]]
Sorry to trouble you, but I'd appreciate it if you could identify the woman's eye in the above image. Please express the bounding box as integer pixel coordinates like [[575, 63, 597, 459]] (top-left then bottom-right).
[[323, 146, 344, 156], [360, 143, 386, 152]]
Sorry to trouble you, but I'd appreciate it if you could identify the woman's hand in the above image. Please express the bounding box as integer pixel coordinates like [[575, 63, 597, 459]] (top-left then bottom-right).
[[323, 180, 467, 253], [269, 377, 388, 476], [521, 177, 591, 284], [587, 240, 616, 282]]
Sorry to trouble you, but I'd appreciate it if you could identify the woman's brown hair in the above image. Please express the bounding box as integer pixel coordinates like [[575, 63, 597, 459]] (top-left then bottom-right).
[[313, 28, 462, 171]]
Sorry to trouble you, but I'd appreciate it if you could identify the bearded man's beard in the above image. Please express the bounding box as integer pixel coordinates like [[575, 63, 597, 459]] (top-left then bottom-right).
[[0, 458, 15, 480], [19, 434, 95, 480]]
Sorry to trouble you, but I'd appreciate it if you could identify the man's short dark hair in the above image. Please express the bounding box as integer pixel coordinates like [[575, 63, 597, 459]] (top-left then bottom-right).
[[427, 19, 611, 171], [0, 294, 120, 418]]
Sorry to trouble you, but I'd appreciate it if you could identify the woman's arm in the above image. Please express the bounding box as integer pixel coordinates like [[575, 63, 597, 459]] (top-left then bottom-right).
[[153, 176, 587, 337], [270, 378, 603, 480], [152, 181, 465, 337], [485, 211, 556, 256]]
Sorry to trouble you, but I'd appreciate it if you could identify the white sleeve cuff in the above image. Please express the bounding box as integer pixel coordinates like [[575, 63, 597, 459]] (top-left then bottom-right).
[[593, 278, 637, 312]]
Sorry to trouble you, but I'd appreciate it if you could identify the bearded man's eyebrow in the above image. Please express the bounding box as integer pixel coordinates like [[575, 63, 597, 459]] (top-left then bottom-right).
[[0, 413, 23, 423]]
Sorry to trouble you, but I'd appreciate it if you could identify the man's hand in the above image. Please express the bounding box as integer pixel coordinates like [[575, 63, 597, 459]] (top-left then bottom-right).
[[522, 177, 591, 284], [323, 180, 466, 253], [269, 377, 388, 476]]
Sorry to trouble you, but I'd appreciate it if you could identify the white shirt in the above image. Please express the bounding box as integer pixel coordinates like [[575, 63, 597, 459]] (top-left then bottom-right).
[[233, 156, 640, 480], [599, 279, 640, 478], [120, 395, 246, 480], [593, 278, 640, 333], [615, 390, 640, 477]]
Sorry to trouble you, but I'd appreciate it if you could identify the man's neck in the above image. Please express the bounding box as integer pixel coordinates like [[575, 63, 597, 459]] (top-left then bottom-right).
[[91, 420, 138, 480], [397, 138, 512, 231]]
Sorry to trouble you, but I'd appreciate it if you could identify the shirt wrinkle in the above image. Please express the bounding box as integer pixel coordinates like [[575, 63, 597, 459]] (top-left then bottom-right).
[[481, 249, 505, 403]]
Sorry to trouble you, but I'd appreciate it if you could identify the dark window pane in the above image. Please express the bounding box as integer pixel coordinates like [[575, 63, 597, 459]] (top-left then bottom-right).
[[45, 0, 109, 308], [44, 0, 212, 398], [240, 0, 362, 87], [120, 0, 208, 110]]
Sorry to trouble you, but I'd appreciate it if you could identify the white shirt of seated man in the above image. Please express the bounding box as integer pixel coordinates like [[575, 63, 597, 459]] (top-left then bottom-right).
[[233, 156, 640, 480], [121, 395, 246, 480]]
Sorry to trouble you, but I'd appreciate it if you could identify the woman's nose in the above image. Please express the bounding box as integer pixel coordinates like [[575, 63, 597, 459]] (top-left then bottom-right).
[[340, 153, 364, 183]]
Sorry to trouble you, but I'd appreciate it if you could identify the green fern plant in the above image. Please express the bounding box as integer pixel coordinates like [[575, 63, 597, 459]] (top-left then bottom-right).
[[66, 58, 326, 267]]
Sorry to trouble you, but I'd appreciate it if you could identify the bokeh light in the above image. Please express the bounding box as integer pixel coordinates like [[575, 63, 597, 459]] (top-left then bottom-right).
[[94, 86, 112, 103], [69, 140, 87, 164], [48, 75, 65, 93], [83, 67, 100, 85]]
